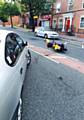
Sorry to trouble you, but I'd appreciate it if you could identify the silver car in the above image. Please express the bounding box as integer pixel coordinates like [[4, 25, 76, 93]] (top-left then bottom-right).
[[35, 27, 59, 39], [0, 30, 31, 120]]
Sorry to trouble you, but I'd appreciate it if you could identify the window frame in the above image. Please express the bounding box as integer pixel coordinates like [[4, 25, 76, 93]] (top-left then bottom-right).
[[82, 0, 84, 8], [58, 18, 63, 30], [56, 3, 61, 13], [67, 0, 74, 11], [5, 33, 24, 67], [80, 16, 84, 29]]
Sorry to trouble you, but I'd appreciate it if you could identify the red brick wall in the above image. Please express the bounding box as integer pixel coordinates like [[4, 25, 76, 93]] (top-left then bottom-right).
[[12, 16, 20, 26], [54, 0, 68, 13], [73, 0, 82, 10], [0, 16, 21, 26], [53, 0, 84, 36], [61, 0, 67, 12]]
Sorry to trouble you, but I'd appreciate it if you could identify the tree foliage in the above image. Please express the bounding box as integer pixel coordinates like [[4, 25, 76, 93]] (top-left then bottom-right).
[[2, 2, 21, 16], [0, 3, 8, 22], [21, 0, 47, 16], [20, 0, 54, 30], [21, 0, 56, 15], [0, 2, 21, 27]]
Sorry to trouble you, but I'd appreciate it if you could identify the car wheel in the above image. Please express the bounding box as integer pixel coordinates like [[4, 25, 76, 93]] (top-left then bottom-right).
[[27, 50, 31, 68], [35, 32, 38, 36], [44, 34, 48, 39], [12, 97, 22, 120]]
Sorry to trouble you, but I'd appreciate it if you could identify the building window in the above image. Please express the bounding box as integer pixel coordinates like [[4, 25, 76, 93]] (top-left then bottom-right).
[[56, 3, 61, 13], [68, 0, 74, 11], [68, 0, 74, 4], [52, 20, 56, 29], [58, 19, 63, 31], [80, 17, 84, 28], [82, 0, 84, 8]]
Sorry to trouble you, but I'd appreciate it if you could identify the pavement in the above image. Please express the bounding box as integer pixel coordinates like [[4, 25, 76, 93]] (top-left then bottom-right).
[[59, 34, 84, 43], [59, 34, 84, 48], [29, 44, 84, 74]]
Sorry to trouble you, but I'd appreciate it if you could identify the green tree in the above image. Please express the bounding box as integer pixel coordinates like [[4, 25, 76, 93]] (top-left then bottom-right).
[[20, 0, 56, 31], [21, 0, 47, 31], [0, 3, 8, 26], [0, 2, 21, 27], [21, 0, 47, 16], [46, 0, 56, 28]]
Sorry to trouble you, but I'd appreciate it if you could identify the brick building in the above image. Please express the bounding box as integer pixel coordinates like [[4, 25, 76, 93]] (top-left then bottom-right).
[[52, 0, 84, 37]]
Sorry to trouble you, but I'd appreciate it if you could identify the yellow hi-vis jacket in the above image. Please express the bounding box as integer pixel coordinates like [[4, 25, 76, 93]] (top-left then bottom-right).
[[53, 44, 60, 50]]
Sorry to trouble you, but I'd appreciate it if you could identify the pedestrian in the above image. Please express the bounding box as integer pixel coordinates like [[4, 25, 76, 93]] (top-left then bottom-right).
[[45, 38, 53, 48]]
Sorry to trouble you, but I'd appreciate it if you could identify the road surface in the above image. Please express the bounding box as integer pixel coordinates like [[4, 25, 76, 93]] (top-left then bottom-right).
[[0, 26, 84, 120], [22, 51, 84, 120]]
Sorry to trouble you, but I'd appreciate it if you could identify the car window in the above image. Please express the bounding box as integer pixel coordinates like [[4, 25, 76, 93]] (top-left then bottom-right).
[[5, 33, 24, 66], [41, 27, 44, 31], [38, 27, 42, 31], [14, 34, 24, 50], [44, 27, 52, 31]]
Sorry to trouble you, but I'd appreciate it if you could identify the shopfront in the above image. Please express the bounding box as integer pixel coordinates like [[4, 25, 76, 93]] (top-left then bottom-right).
[[39, 15, 51, 28]]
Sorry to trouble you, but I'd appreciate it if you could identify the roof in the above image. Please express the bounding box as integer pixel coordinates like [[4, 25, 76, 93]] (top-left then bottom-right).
[[0, 29, 15, 40], [0, 29, 14, 35]]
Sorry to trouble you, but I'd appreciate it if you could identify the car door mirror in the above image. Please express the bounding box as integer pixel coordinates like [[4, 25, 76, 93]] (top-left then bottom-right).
[[23, 41, 28, 46]]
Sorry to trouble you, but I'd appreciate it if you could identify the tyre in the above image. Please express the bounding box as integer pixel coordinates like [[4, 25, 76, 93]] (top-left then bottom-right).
[[44, 34, 48, 39], [27, 50, 31, 68], [35, 32, 38, 36], [12, 98, 22, 120]]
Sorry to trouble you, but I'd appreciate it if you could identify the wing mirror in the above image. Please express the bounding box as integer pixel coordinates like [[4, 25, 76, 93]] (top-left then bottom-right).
[[23, 41, 28, 46]]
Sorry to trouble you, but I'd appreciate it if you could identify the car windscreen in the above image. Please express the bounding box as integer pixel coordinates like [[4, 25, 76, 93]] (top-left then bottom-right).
[[44, 27, 51, 31], [55, 37, 62, 40]]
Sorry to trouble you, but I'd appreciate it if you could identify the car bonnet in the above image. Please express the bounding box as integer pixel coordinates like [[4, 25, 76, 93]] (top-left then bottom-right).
[[44, 30, 58, 34]]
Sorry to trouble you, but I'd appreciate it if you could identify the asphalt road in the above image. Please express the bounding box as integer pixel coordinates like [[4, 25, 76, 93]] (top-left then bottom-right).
[[0, 26, 84, 120], [22, 51, 84, 120], [12, 27, 84, 62]]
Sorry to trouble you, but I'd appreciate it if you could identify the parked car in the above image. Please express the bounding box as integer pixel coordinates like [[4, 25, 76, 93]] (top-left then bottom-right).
[[46, 38, 67, 52], [35, 27, 59, 39], [0, 30, 31, 120]]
